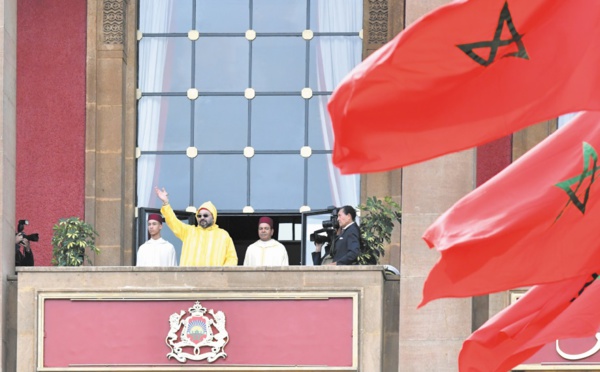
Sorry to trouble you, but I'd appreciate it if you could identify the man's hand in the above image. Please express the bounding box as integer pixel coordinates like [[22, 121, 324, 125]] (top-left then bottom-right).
[[154, 186, 169, 204], [315, 242, 323, 252], [22, 238, 31, 252]]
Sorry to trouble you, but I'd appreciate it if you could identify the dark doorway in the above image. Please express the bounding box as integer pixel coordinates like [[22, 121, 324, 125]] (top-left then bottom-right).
[[136, 208, 302, 265]]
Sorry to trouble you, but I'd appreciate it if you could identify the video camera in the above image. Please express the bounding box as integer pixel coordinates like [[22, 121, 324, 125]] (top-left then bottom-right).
[[17, 219, 39, 242], [309, 206, 339, 245]]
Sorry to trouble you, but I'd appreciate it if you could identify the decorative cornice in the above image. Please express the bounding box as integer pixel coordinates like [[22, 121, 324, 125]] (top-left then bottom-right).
[[103, 0, 126, 45], [368, 0, 389, 45]]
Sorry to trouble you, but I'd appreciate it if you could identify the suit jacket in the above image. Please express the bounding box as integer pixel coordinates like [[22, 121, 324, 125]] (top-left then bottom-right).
[[330, 223, 361, 265]]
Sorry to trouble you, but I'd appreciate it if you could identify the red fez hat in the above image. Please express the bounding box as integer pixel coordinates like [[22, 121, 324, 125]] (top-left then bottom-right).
[[148, 213, 163, 224], [258, 216, 273, 228]]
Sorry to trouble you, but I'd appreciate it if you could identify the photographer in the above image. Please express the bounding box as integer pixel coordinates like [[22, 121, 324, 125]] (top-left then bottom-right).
[[312, 206, 361, 266], [15, 233, 34, 266]]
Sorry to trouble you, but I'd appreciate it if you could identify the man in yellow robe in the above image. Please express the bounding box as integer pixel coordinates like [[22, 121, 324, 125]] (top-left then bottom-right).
[[155, 187, 238, 266]]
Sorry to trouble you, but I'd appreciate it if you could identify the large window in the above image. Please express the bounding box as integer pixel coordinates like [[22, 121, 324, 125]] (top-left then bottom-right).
[[136, 0, 362, 215]]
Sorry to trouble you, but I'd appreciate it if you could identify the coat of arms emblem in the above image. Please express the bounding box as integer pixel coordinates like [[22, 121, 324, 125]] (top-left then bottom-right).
[[166, 301, 229, 363]]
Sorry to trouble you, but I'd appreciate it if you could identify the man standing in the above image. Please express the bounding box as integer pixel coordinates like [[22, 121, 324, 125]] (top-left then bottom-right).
[[15, 233, 34, 266], [244, 217, 289, 266], [136, 213, 177, 267], [155, 187, 238, 266], [313, 206, 361, 265]]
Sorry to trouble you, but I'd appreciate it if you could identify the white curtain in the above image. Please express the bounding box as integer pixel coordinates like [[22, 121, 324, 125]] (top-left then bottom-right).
[[316, 0, 361, 208], [137, 0, 173, 208]]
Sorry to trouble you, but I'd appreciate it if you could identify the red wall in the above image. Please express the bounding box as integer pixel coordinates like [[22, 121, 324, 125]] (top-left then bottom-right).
[[43, 299, 354, 367], [476, 136, 512, 186], [17, 0, 87, 266]]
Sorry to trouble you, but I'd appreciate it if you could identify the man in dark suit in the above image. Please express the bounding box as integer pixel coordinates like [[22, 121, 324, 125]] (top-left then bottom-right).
[[313, 206, 361, 265]]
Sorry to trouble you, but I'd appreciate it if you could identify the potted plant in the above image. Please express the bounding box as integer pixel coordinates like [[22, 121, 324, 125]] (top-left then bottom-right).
[[51, 217, 100, 266], [356, 196, 402, 265]]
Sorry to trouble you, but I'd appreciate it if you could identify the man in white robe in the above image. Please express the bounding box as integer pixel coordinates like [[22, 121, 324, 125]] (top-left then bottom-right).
[[136, 213, 177, 267], [243, 217, 289, 266]]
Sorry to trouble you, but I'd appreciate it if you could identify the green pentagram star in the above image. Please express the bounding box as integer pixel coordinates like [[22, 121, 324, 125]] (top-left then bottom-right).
[[555, 142, 600, 220], [457, 1, 529, 67]]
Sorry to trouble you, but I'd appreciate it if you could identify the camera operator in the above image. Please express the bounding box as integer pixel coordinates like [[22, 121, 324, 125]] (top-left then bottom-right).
[[15, 233, 34, 266], [312, 206, 361, 266]]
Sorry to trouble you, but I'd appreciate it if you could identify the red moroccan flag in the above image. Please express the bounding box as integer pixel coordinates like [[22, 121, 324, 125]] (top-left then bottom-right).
[[421, 111, 600, 306], [459, 274, 600, 372], [329, 0, 600, 174]]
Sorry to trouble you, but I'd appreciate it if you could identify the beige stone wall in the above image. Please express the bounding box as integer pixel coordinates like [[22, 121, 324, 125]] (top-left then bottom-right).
[[0, 0, 17, 370], [86, 0, 137, 266], [16, 266, 396, 371], [399, 1, 475, 371]]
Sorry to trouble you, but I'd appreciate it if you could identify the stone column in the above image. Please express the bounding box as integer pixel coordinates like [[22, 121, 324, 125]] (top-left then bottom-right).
[[399, 1, 475, 370], [0, 0, 17, 369], [86, 0, 136, 265]]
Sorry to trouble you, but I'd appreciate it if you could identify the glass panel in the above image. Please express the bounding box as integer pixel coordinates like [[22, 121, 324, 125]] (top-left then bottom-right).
[[253, 0, 306, 32], [309, 0, 362, 32], [139, 37, 192, 92], [139, 0, 193, 33], [307, 95, 332, 151], [251, 96, 304, 150], [193, 155, 247, 210], [307, 154, 335, 208], [308, 36, 362, 90], [196, 37, 249, 91], [138, 154, 191, 209], [197, 0, 249, 32], [194, 96, 248, 151], [169, 0, 194, 32], [252, 37, 305, 91], [138, 96, 191, 151], [250, 155, 304, 210]]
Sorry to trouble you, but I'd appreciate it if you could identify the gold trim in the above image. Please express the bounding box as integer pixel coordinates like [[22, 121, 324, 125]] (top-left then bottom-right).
[[37, 291, 359, 371]]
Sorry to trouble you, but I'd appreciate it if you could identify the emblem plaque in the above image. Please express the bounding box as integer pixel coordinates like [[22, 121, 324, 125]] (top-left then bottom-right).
[[166, 301, 229, 363]]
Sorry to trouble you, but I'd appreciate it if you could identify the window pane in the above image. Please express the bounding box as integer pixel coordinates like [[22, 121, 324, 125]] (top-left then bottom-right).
[[307, 154, 334, 208], [194, 155, 247, 210], [197, 0, 249, 32], [252, 37, 305, 91], [138, 96, 191, 151], [309, 36, 362, 90], [251, 96, 305, 151], [309, 0, 362, 32], [194, 96, 248, 151], [138, 154, 191, 209], [169, 0, 194, 32], [196, 37, 249, 91], [308, 95, 332, 150], [254, 0, 306, 32], [139, 37, 192, 92], [250, 155, 304, 210], [139, 0, 193, 33]]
